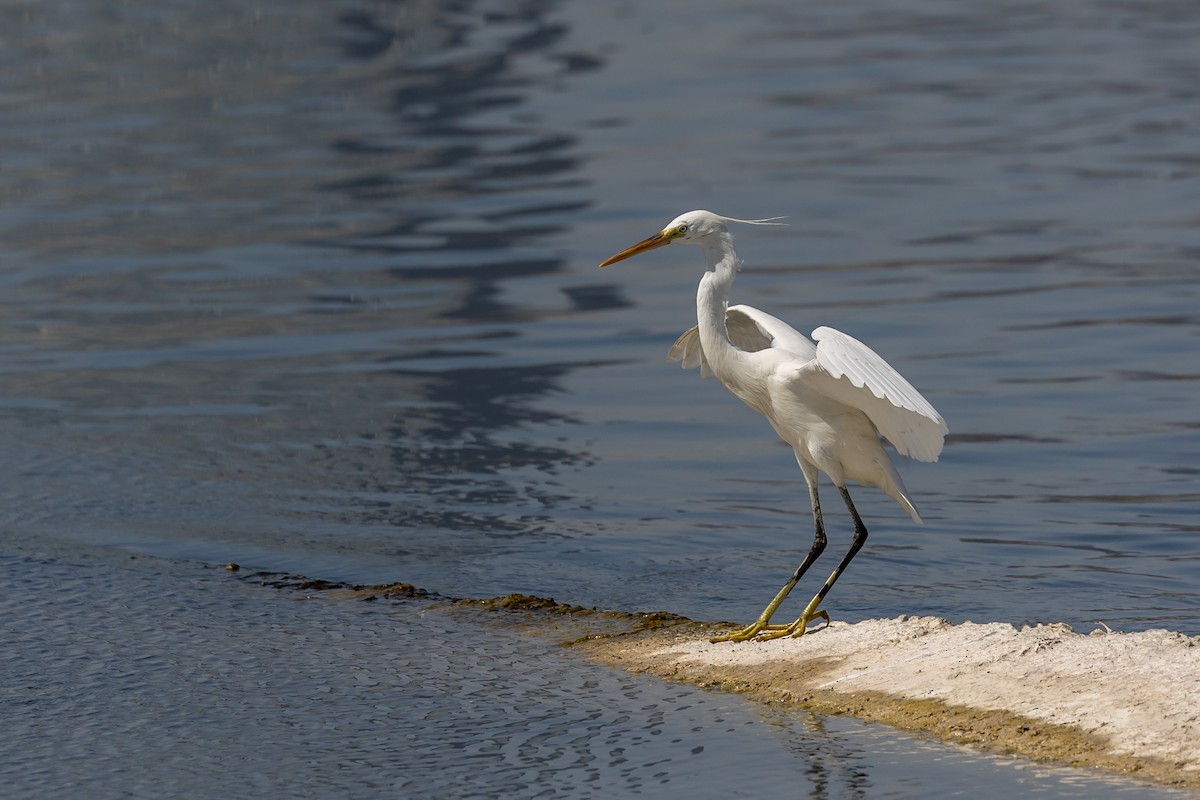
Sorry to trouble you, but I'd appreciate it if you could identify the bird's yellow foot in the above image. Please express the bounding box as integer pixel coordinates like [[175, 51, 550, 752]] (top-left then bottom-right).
[[710, 609, 830, 643], [709, 621, 788, 643], [756, 608, 830, 641]]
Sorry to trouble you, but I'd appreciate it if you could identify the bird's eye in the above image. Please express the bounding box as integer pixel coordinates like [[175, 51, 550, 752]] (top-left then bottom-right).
[[678, 224, 688, 233]]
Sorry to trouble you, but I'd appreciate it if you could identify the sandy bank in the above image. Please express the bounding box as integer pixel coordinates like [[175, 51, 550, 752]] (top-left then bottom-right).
[[579, 616, 1200, 790]]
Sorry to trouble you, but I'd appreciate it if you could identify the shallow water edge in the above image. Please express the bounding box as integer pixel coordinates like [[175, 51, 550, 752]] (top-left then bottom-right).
[[255, 570, 1200, 792]]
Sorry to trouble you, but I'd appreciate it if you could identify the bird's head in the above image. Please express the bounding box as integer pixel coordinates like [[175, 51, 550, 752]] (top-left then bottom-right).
[[598, 210, 783, 267]]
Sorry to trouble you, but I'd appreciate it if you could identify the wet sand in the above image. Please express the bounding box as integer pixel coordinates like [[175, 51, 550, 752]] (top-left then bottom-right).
[[577, 616, 1200, 791]]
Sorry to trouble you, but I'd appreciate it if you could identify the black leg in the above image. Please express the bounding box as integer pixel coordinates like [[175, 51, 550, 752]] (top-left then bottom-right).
[[752, 484, 868, 640], [709, 479, 830, 642], [789, 480, 828, 583], [811, 485, 869, 606]]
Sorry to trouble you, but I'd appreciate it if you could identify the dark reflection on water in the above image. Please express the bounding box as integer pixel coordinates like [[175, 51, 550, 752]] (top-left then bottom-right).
[[371, 362, 592, 536], [304, 0, 605, 542]]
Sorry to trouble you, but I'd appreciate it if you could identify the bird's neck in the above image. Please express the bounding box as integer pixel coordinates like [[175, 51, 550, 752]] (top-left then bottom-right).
[[696, 232, 740, 368]]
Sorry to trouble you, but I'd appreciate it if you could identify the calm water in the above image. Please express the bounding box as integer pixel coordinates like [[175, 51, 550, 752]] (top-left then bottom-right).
[[2, 0, 1198, 797]]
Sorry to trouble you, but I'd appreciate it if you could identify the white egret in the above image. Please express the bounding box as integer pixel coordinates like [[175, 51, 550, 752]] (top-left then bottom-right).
[[600, 210, 947, 642]]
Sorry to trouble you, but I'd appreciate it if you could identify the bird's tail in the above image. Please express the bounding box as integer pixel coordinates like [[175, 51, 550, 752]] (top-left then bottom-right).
[[880, 461, 923, 524]]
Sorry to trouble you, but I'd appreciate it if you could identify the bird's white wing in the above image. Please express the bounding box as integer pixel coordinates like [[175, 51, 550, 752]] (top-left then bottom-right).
[[799, 326, 947, 462], [666, 325, 714, 378], [726, 305, 817, 360], [669, 307, 945, 461], [668, 305, 815, 377]]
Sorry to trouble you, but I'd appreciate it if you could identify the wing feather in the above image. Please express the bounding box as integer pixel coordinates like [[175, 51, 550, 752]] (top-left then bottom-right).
[[667, 326, 714, 378], [726, 305, 816, 359], [805, 326, 947, 462]]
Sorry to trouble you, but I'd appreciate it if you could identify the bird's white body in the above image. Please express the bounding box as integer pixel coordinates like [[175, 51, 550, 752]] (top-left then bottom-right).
[[666, 215, 943, 520], [599, 210, 947, 641]]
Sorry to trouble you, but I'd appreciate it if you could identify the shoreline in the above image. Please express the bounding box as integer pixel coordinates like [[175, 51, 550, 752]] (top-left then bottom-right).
[[575, 615, 1199, 791], [262, 575, 1200, 791]]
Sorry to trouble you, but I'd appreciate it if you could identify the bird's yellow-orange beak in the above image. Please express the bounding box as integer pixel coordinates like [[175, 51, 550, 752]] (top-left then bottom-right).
[[598, 229, 674, 267]]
